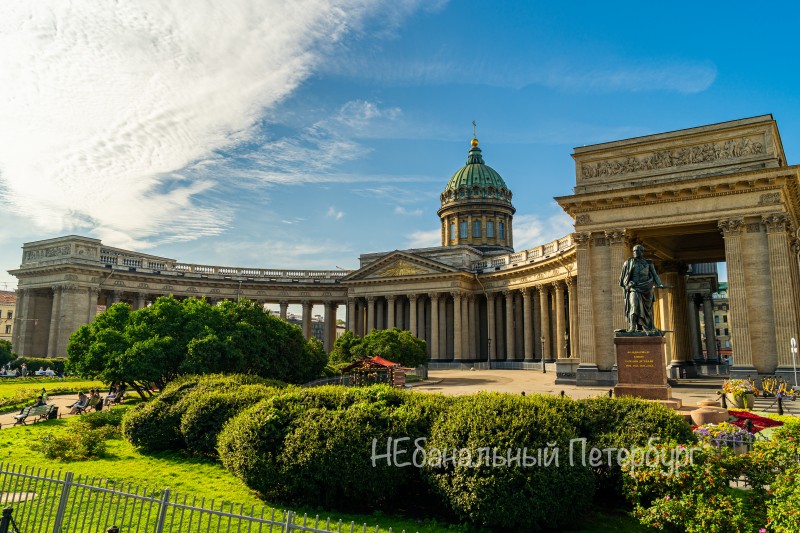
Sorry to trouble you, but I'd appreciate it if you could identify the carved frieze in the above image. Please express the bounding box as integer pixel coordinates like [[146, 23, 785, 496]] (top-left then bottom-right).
[[113, 280, 126, 287], [718, 219, 744, 236], [64, 274, 78, 281], [24, 244, 71, 262], [377, 260, 428, 277], [137, 283, 149, 289], [581, 136, 765, 179], [758, 192, 781, 206], [74, 245, 97, 258], [575, 214, 592, 225]]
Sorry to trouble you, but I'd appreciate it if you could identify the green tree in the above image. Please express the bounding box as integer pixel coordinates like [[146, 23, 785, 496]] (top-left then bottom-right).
[[67, 296, 328, 390], [0, 339, 14, 367], [330, 328, 428, 368]]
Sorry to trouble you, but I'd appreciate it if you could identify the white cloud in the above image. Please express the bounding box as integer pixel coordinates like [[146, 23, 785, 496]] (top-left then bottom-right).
[[0, 1, 429, 249], [327, 206, 344, 220], [406, 228, 441, 249], [394, 206, 423, 216], [542, 61, 717, 94], [512, 210, 574, 251]]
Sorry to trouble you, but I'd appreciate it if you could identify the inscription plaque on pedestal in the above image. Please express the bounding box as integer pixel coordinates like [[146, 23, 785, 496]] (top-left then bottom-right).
[[614, 336, 677, 404]]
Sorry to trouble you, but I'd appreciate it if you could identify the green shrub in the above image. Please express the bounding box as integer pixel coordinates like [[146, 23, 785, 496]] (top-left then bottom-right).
[[11, 357, 67, 374], [574, 396, 695, 502], [423, 393, 595, 532], [179, 384, 281, 457], [768, 463, 800, 532], [122, 398, 182, 451], [80, 407, 127, 428], [38, 425, 113, 460], [218, 386, 450, 511]]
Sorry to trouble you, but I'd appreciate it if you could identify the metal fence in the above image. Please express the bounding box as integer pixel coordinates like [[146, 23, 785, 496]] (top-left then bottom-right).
[[0, 463, 415, 533]]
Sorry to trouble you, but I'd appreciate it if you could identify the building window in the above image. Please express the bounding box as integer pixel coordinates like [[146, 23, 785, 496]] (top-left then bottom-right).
[[724, 328, 729, 336], [714, 316, 720, 323], [4, 325, 9, 334], [450, 223, 456, 241], [473, 220, 481, 238], [5, 311, 11, 319], [460, 221, 468, 238], [723, 314, 727, 323], [725, 340, 731, 348], [487, 221, 495, 237], [716, 328, 720, 336], [499, 222, 505, 239]]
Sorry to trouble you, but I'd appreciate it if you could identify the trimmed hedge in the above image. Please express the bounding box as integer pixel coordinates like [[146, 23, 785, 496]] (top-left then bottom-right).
[[573, 396, 695, 501], [10, 357, 67, 374], [218, 386, 449, 511], [122, 373, 286, 453], [179, 385, 281, 456], [423, 393, 595, 532]]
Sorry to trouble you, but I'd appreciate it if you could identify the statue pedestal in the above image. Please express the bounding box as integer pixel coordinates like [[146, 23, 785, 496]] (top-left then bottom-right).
[[614, 336, 679, 407]]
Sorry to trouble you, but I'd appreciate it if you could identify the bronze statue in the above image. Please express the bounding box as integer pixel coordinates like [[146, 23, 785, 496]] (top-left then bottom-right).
[[619, 245, 666, 335]]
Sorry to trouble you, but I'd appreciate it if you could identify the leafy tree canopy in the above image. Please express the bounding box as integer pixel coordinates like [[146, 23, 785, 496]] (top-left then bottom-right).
[[0, 339, 13, 367], [330, 328, 428, 368], [67, 296, 327, 389]]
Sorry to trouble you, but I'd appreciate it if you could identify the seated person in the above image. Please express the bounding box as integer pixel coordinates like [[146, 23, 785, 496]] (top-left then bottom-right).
[[69, 392, 88, 414], [103, 385, 119, 406], [40, 388, 48, 404], [32, 395, 46, 407], [44, 367, 55, 377]]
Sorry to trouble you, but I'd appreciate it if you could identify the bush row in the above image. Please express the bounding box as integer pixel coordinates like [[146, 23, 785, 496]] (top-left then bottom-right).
[[121, 374, 286, 456], [123, 378, 695, 531]]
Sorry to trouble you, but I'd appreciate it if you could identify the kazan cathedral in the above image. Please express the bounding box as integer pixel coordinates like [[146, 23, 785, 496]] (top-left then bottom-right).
[[10, 115, 800, 386]]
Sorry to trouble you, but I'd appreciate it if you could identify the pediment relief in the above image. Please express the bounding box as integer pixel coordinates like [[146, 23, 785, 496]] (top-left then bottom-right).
[[375, 260, 431, 278], [345, 252, 459, 281]]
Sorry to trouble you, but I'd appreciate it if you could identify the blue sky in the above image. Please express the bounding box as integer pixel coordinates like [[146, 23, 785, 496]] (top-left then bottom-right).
[[2, 0, 799, 292]]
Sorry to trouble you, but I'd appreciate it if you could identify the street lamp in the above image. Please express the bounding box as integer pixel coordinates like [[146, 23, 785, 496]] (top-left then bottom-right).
[[487, 338, 492, 370], [540, 336, 546, 374], [791, 337, 798, 390], [564, 331, 569, 358]]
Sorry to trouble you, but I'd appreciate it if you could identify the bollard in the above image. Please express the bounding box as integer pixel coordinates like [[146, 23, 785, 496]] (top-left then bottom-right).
[[608, 389, 613, 398], [560, 390, 565, 398], [778, 396, 784, 416], [720, 393, 727, 409], [107, 526, 120, 533]]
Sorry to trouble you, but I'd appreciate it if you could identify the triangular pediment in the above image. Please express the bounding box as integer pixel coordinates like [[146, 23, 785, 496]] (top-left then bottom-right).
[[342, 251, 461, 282]]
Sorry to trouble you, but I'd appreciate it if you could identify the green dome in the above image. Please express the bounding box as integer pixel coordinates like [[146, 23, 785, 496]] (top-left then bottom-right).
[[440, 140, 512, 205]]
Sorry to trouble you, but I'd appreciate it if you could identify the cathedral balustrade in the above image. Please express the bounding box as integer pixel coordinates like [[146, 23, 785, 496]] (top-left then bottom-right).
[[471, 234, 575, 272]]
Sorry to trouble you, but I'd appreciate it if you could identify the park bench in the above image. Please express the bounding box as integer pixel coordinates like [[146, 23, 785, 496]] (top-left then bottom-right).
[[13, 404, 55, 425]]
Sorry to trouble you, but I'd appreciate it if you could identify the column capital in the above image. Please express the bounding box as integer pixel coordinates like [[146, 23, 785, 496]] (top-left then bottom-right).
[[502, 289, 512, 297], [604, 228, 630, 245], [386, 295, 396, 303], [718, 218, 744, 236], [450, 291, 462, 299], [486, 291, 496, 301], [702, 293, 713, 302], [366, 296, 376, 302], [660, 260, 689, 275], [572, 232, 592, 247], [550, 280, 563, 290], [408, 294, 419, 303], [762, 213, 790, 234], [520, 286, 531, 297], [565, 276, 575, 288], [89, 287, 101, 296], [279, 300, 289, 306], [428, 292, 440, 301]]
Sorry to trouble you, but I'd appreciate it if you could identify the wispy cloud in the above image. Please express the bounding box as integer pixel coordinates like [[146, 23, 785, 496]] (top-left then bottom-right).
[[512, 210, 574, 251], [394, 206, 423, 216], [406, 228, 441, 249], [327, 206, 345, 220], [541, 61, 717, 94], [0, 1, 431, 250]]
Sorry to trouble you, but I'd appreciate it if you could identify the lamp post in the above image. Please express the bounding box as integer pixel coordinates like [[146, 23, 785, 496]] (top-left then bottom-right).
[[792, 337, 798, 389], [540, 336, 546, 374], [487, 338, 492, 370], [564, 331, 569, 358]]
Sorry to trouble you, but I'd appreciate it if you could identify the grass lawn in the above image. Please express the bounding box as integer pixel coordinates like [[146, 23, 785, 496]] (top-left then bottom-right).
[[0, 377, 105, 412], [0, 410, 645, 533]]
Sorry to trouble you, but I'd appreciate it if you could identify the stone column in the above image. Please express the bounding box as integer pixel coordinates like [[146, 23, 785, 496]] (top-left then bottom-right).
[[301, 301, 313, 340], [514, 291, 524, 359], [135, 293, 146, 310], [55, 285, 88, 357], [719, 219, 754, 372], [764, 214, 799, 370], [606, 229, 630, 331], [356, 299, 365, 336], [504, 290, 515, 360], [347, 299, 356, 333], [486, 292, 497, 360], [574, 233, 595, 368], [387, 295, 396, 329], [702, 295, 718, 361], [686, 295, 702, 359], [553, 281, 566, 359], [539, 284, 551, 361], [110, 290, 121, 304], [47, 285, 62, 357], [279, 300, 289, 320], [468, 295, 478, 359], [323, 301, 339, 353], [376, 298, 385, 330], [366, 297, 376, 334], [566, 277, 577, 357], [532, 287, 542, 359], [452, 292, 463, 360], [494, 294, 505, 358], [12, 288, 29, 355], [523, 288, 534, 361], [429, 293, 440, 359], [87, 288, 100, 323], [461, 295, 469, 358], [409, 295, 418, 337]]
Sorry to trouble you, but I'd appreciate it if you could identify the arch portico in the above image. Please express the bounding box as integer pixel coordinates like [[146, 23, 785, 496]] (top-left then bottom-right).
[[557, 115, 800, 384]]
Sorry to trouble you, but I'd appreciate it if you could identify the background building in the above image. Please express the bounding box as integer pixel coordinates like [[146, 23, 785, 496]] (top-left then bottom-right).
[[0, 291, 15, 343]]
